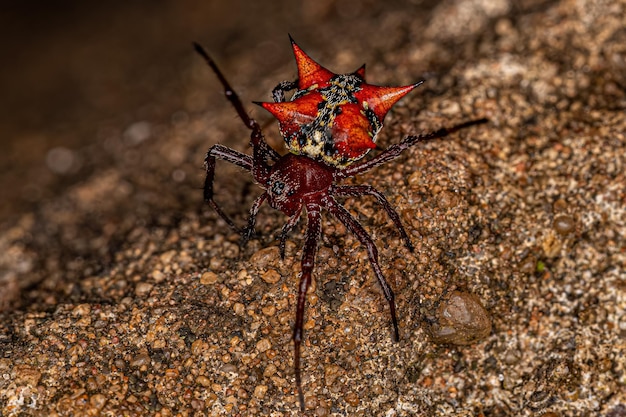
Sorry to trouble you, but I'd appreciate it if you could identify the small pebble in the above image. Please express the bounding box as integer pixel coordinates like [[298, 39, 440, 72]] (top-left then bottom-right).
[[160, 250, 177, 264], [253, 384, 268, 399], [256, 338, 271, 353], [342, 339, 356, 351], [315, 406, 329, 416], [200, 271, 219, 285], [151, 270, 165, 283], [197, 375, 212, 387], [249, 246, 280, 270], [135, 282, 153, 297], [71, 304, 91, 317], [13, 365, 42, 386], [261, 269, 281, 284], [152, 339, 166, 349], [221, 363, 237, 373], [130, 353, 151, 368], [324, 364, 344, 386], [233, 302, 245, 315], [191, 339, 208, 356], [437, 190, 459, 208], [519, 255, 537, 274], [553, 214, 575, 235], [344, 391, 360, 407], [90, 393, 107, 410], [430, 291, 492, 345], [262, 305, 276, 316], [553, 198, 568, 212], [263, 364, 277, 377]]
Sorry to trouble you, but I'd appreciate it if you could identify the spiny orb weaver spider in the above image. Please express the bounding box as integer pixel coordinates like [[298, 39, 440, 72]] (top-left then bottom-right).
[[194, 37, 486, 410]]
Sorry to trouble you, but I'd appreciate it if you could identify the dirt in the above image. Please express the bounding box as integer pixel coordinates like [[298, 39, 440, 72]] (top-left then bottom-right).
[[1, 0, 624, 415]]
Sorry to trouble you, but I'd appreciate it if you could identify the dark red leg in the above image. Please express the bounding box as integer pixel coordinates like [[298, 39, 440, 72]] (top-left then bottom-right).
[[324, 196, 400, 342], [279, 208, 302, 259], [204, 144, 254, 231], [194, 43, 278, 185], [293, 204, 322, 411], [241, 192, 268, 246], [331, 184, 413, 251], [336, 118, 488, 180]]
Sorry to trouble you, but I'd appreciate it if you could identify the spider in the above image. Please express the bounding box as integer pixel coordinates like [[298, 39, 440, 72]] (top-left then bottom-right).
[[194, 38, 486, 410]]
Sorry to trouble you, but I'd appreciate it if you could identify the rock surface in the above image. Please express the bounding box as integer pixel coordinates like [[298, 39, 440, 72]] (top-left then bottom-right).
[[1, 0, 625, 415]]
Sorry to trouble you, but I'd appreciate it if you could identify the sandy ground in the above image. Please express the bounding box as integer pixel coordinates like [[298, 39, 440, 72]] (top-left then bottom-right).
[[1, 0, 625, 415]]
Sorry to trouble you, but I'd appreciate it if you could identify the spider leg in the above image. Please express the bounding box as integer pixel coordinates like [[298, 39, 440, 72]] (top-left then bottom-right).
[[332, 184, 413, 252], [293, 204, 322, 411], [241, 192, 269, 247], [336, 118, 488, 180], [271, 80, 298, 102], [279, 208, 303, 260], [324, 196, 400, 342], [204, 144, 254, 232], [193, 43, 279, 184]]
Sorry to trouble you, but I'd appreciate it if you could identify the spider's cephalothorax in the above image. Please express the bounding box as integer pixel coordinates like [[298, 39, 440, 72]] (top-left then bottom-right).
[[259, 39, 420, 167], [194, 39, 486, 411]]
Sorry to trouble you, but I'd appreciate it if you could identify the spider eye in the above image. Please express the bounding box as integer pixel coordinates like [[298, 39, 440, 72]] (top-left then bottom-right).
[[271, 181, 286, 195]]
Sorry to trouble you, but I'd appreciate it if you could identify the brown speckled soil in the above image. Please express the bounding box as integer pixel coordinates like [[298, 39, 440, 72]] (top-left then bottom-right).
[[1, 0, 625, 415]]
